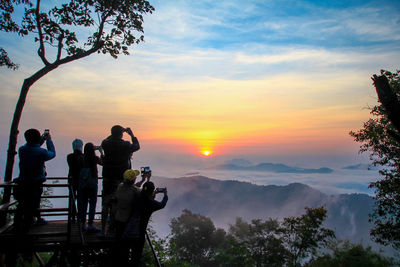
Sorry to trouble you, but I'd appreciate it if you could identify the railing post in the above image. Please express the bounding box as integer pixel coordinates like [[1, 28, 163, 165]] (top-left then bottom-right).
[[145, 231, 162, 267], [67, 184, 72, 243]]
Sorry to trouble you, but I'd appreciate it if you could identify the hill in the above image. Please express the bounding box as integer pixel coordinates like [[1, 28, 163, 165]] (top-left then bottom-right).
[[150, 175, 378, 250]]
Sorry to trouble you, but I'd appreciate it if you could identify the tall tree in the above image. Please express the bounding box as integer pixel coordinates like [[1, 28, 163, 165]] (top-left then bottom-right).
[[169, 209, 226, 267], [280, 207, 335, 267], [350, 70, 400, 249], [0, 0, 154, 205], [228, 217, 286, 267]]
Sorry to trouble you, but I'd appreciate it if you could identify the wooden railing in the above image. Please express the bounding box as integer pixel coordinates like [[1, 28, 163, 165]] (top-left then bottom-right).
[[0, 177, 84, 244]]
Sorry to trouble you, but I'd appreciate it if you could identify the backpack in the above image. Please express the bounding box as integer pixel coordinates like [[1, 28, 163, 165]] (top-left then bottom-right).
[[78, 167, 97, 190]]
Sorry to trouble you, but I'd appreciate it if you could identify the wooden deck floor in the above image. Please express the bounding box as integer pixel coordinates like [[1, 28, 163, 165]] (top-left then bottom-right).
[[0, 220, 113, 251]]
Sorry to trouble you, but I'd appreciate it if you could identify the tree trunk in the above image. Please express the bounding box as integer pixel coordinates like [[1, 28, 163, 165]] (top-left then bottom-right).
[[373, 75, 400, 133], [1, 65, 57, 219]]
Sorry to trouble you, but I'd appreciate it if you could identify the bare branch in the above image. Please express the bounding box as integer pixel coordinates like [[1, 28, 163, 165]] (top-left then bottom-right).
[[35, 0, 50, 66], [96, 12, 110, 45], [57, 43, 102, 66], [56, 31, 64, 61]]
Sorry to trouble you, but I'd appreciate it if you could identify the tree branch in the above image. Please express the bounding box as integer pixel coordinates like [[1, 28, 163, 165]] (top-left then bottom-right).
[[57, 44, 102, 66], [53, 13, 109, 67], [35, 0, 50, 66], [96, 12, 109, 45], [56, 31, 64, 61]]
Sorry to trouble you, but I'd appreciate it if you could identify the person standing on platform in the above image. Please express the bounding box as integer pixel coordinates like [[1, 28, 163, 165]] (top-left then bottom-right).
[[67, 138, 84, 222], [14, 128, 56, 231], [77, 142, 103, 232], [99, 125, 140, 237], [127, 181, 168, 266]]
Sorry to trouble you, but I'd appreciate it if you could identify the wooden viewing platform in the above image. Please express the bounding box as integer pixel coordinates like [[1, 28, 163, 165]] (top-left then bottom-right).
[[0, 177, 161, 266]]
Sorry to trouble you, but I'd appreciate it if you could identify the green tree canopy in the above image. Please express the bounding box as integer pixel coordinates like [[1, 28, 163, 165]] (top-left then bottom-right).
[[350, 70, 400, 250], [228, 217, 286, 266], [169, 209, 226, 266], [168, 207, 335, 267], [280, 207, 335, 267], [309, 241, 394, 267]]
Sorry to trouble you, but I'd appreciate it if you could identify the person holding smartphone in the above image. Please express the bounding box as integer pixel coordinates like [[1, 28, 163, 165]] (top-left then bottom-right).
[[127, 181, 168, 266], [14, 128, 56, 231], [77, 143, 103, 232], [99, 125, 140, 237]]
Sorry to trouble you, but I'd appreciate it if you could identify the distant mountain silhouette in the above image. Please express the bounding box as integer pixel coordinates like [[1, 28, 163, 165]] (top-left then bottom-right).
[[211, 162, 333, 173], [342, 163, 377, 171], [223, 158, 252, 167], [150, 175, 386, 253]]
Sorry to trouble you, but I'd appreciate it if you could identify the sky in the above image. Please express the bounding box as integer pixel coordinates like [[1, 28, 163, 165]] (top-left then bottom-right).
[[1, 0, 400, 178]]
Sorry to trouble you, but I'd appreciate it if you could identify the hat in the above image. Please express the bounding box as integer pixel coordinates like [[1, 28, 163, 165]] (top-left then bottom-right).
[[123, 169, 140, 181], [72, 139, 83, 152]]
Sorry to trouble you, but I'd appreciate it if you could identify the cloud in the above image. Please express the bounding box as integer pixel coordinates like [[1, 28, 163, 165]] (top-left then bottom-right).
[[146, 1, 400, 50], [1, 0, 400, 179]]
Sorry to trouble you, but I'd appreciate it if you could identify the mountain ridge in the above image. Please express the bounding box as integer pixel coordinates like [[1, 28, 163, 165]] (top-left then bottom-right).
[[151, 175, 376, 250]]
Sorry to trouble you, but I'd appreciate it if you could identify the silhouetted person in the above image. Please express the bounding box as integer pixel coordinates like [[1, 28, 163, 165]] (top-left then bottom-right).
[[113, 169, 146, 265], [77, 143, 103, 232], [14, 128, 56, 231], [67, 138, 84, 222], [115, 169, 146, 238], [100, 125, 140, 237], [126, 182, 168, 266]]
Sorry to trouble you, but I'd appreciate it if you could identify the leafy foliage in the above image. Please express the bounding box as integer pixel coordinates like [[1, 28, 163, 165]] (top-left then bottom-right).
[[227, 217, 286, 266], [309, 241, 395, 267], [169, 209, 227, 266], [281, 207, 335, 266], [167, 207, 335, 267], [0, 48, 19, 69], [350, 70, 400, 249], [0, 0, 154, 65]]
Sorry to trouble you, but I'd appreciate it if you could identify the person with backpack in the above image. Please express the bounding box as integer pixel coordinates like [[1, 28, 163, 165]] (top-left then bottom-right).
[[77, 142, 103, 232], [67, 139, 84, 222]]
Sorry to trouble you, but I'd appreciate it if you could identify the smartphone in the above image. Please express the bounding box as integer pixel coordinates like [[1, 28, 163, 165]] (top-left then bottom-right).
[[44, 129, 49, 135], [155, 187, 166, 193]]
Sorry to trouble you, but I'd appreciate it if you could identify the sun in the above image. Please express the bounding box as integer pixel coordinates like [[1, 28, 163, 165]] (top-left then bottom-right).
[[202, 150, 211, 156]]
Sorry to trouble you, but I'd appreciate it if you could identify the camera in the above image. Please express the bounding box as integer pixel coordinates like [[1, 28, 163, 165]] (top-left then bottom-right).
[[94, 146, 101, 150], [155, 187, 166, 193], [141, 166, 151, 178]]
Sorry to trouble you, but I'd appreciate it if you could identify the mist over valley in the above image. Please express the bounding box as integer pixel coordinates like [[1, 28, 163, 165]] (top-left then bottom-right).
[[149, 174, 389, 253]]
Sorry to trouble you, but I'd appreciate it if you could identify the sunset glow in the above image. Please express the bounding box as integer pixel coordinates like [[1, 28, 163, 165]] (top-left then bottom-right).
[[0, 0, 399, 178]]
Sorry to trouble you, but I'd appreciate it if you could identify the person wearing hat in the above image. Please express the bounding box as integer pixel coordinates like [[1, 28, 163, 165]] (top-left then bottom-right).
[[115, 169, 146, 238], [113, 169, 146, 264], [67, 139, 84, 222]]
